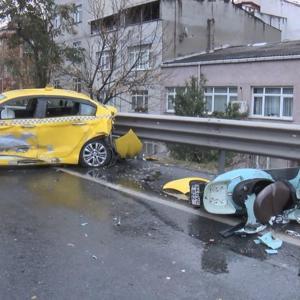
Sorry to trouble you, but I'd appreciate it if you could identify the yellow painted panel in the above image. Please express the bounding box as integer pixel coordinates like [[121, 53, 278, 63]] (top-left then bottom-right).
[[114, 129, 143, 159], [163, 177, 210, 195]]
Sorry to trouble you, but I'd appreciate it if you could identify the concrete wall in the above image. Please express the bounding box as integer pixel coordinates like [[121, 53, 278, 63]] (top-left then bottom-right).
[[235, 0, 300, 40], [266, 0, 300, 40], [162, 59, 300, 123], [161, 0, 281, 60]]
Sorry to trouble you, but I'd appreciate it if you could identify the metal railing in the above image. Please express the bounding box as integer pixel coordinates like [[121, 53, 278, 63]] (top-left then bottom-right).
[[114, 113, 300, 167]]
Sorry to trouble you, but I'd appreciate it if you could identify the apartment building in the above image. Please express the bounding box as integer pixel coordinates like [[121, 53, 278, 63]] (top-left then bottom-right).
[[54, 0, 280, 113], [233, 0, 300, 40], [162, 40, 300, 123]]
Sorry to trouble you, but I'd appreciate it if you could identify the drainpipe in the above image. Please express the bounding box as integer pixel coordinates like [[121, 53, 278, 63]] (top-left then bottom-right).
[[174, 0, 177, 58], [197, 63, 201, 86]]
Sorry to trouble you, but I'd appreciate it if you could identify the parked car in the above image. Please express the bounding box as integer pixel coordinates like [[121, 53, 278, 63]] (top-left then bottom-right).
[[0, 87, 142, 167]]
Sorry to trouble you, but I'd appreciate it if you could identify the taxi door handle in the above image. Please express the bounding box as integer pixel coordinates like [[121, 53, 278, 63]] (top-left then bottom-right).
[[72, 122, 86, 126], [21, 124, 36, 128]]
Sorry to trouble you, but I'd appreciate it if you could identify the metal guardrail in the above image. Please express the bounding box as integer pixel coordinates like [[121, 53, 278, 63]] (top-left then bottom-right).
[[114, 113, 300, 161]]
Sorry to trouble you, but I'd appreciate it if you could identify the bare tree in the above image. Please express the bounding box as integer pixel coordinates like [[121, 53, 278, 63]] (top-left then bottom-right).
[[0, 0, 77, 88], [59, 0, 162, 109]]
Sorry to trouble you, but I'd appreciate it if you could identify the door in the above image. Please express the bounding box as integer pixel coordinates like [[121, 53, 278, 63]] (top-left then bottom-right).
[[36, 97, 97, 163], [0, 97, 38, 164]]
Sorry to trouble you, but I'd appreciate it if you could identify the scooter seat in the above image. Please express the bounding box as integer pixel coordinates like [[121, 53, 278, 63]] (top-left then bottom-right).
[[254, 181, 292, 224]]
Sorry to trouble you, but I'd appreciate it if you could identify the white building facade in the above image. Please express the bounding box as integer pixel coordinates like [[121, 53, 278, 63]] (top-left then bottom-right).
[[54, 0, 280, 114], [233, 0, 300, 40]]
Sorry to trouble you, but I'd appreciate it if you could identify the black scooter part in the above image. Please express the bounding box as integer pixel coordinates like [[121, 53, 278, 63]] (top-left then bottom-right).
[[232, 178, 273, 214]]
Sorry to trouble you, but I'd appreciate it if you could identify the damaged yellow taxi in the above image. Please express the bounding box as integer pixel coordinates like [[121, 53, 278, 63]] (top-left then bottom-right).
[[0, 87, 142, 167]]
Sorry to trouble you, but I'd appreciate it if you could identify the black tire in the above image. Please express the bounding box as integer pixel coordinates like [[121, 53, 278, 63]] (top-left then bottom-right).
[[79, 138, 112, 167]]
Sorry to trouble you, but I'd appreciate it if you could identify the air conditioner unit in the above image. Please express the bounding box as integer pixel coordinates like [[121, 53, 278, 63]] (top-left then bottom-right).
[[231, 101, 248, 114]]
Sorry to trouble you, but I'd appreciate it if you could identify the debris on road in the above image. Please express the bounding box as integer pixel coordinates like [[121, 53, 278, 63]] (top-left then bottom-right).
[[258, 232, 283, 252], [67, 243, 75, 247], [265, 249, 278, 255], [163, 177, 209, 198], [81, 222, 88, 226], [92, 255, 98, 260], [114, 129, 143, 159], [285, 230, 300, 238], [113, 216, 121, 226], [171, 168, 300, 237]]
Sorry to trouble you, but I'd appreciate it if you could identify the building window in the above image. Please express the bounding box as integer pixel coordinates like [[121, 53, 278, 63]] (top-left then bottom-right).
[[73, 41, 81, 48], [54, 15, 61, 29], [128, 45, 150, 70], [125, 1, 160, 26], [54, 80, 61, 89], [132, 90, 148, 112], [144, 141, 158, 156], [73, 78, 82, 93], [96, 50, 111, 71], [101, 15, 117, 31], [90, 15, 118, 35], [166, 87, 177, 112], [91, 20, 99, 35], [108, 97, 122, 111], [73, 4, 82, 24], [252, 87, 293, 119], [204, 87, 238, 113]]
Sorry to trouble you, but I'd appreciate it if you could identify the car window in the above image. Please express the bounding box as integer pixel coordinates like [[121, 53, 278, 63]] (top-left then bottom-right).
[[0, 98, 38, 120], [45, 98, 96, 117]]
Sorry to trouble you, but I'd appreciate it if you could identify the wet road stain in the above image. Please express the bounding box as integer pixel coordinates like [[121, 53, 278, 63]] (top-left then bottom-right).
[[188, 215, 267, 261], [201, 245, 229, 274], [2, 167, 111, 221], [65, 163, 275, 263]]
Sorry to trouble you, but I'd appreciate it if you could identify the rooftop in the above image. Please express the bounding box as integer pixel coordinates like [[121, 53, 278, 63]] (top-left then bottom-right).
[[163, 40, 300, 65]]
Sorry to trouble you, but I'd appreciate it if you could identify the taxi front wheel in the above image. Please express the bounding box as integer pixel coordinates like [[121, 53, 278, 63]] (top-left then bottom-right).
[[79, 138, 112, 167]]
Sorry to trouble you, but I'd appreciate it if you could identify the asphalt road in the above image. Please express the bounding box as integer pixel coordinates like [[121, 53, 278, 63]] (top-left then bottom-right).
[[0, 164, 299, 300]]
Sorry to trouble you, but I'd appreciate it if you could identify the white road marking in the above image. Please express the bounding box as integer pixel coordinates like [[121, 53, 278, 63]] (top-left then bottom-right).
[[58, 168, 300, 247]]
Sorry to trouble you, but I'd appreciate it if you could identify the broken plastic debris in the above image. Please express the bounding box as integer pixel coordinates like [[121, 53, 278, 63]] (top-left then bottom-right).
[[81, 222, 88, 226], [113, 216, 121, 226], [285, 230, 300, 238], [144, 156, 158, 161], [258, 232, 283, 250], [265, 249, 278, 255], [253, 239, 261, 245], [67, 243, 75, 247], [269, 215, 290, 226], [181, 269, 186, 273], [236, 224, 266, 235], [163, 177, 209, 195], [166, 276, 171, 280], [92, 255, 98, 260]]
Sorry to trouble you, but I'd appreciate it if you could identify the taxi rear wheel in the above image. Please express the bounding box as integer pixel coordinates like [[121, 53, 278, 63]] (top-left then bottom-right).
[[79, 138, 112, 167]]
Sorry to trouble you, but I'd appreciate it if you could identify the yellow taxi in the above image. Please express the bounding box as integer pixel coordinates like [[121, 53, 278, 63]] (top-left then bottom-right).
[[0, 87, 142, 167]]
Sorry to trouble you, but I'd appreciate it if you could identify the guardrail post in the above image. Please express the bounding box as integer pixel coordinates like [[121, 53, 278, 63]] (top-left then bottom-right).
[[218, 150, 226, 174]]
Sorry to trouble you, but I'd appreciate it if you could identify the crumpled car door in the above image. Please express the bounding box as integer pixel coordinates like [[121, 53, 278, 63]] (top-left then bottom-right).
[[0, 99, 38, 165]]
